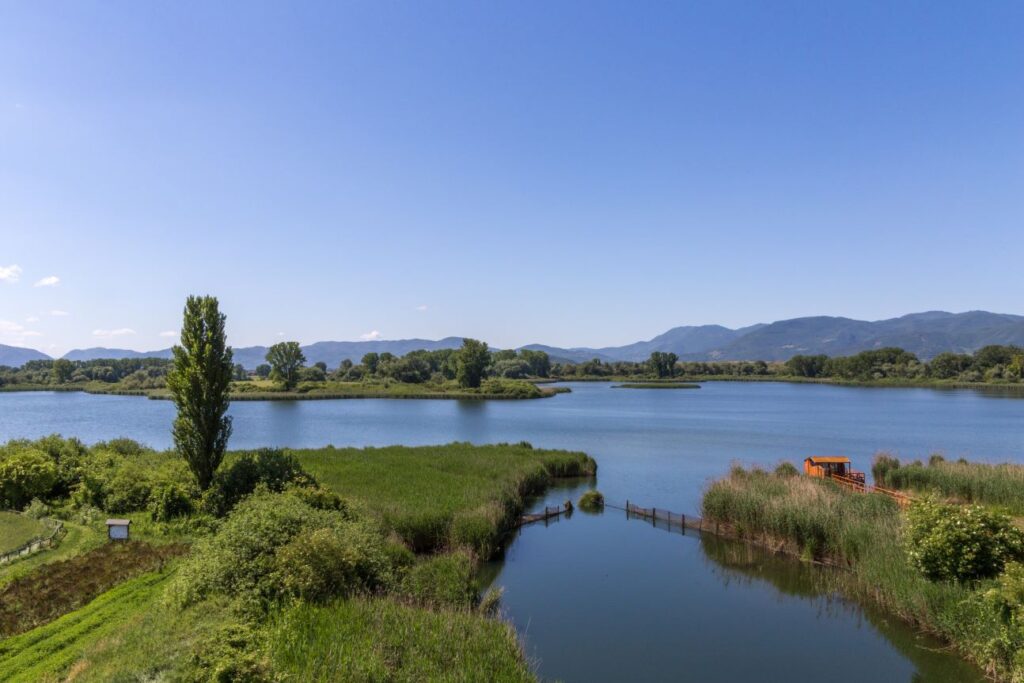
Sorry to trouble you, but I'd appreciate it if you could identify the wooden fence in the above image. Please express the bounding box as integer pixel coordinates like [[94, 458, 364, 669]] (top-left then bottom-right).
[[0, 519, 65, 565], [829, 473, 911, 507], [517, 503, 572, 528]]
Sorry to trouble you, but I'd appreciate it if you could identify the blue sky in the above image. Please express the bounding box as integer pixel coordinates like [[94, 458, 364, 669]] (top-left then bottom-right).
[[2, 2, 1022, 355]]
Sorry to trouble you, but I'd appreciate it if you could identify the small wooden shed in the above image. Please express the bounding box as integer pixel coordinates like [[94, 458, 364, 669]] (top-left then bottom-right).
[[803, 456, 865, 483], [106, 519, 131, 541]]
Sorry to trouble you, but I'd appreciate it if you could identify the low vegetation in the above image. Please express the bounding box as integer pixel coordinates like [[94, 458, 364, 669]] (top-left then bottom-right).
[[0, 435, 593, 681], [578, 489, 605, 512], [0, 511, 47, 553], [612, 382, 700, 389], [702, 463, 1024, 681], [293, 442, 596, 557], [874, 453, 1024, 514], [0, 541, 187, 638]]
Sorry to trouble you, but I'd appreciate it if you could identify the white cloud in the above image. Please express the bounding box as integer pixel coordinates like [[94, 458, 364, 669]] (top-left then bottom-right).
[[0, 265, 22, 283], [33, 275, 60, 287], [0, 319, 42, 345], [49, 310, 69, 316], [158, 330, 177, 338], [415, 304, 428, 312], [26, 316, 40, 323], [93, 328, 136, 339], [360, 330, 382, 340]]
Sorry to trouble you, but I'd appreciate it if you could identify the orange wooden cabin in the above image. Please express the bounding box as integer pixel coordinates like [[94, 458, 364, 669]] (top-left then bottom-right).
[[803, 456, 865, 483]]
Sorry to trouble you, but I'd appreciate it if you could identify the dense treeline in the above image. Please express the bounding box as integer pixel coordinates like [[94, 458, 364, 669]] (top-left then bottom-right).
[[0, 341, 553, 392], [553, 344, 1024, 384]]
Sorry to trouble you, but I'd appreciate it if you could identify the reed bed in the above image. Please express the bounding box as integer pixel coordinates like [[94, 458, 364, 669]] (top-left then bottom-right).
[[874, 454, 1024, 514]]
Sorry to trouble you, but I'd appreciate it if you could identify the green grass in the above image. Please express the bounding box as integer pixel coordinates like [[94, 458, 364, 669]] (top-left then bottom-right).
[[0, 569, 174, 682], [0, 512, 48, 554], [701, 465, 1016, 681], [0, 521, 103, 589], [269, 598, 533, 683], [874, 454, 1024, 514], [293, 443, 596, 557]]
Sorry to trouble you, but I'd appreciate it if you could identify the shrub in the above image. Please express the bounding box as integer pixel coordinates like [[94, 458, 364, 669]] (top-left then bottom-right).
[[93, 438, 148, 457], [23, 497, 50, 519], [872, 452, 901, 484], [0, 448, 58, 509], [170, 491, 386, 611], [773, 461, 799, 477], [203, 449, 313, 516], [578, 489, 605, 512], [149, 481, 196, 521], [906, 498, 1024, 582], [275, 524, 393, 603]]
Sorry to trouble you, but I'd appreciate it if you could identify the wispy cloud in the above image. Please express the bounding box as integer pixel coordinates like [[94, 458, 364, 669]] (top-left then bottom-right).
[[0, 265, 22, 283], [26, 316, 40, 323], [415, 304, 428, 312], [360, 330, 382, 340], [93, 328, 136, 339], [49, 310, 70, 317], [158, 330, 177, 338], [33, 275, 60, 287], [0, 319, 42, 345]]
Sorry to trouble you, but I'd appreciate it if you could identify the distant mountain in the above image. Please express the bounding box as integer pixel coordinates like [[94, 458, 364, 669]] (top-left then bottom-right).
[[62, 347, 173, 362], [0, 344, 51, 367], [686, 311, 1024, 361], [9, 311, 1024, 369]]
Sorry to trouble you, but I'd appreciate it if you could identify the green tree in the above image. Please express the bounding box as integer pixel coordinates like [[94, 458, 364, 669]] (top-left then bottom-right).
[[267, 342, 306, 389], [0, 448, 58, 508], [50, 358, 74, 384], [647, 352, 679, 378], [362, 352, 380, 375], [456, 338, 490, 388], [166, 295, 234, 491], [255, 363, 272, 379]]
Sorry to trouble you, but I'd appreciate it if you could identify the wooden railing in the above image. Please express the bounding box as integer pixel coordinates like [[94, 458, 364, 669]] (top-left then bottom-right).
[[829, 473, 911, 507]]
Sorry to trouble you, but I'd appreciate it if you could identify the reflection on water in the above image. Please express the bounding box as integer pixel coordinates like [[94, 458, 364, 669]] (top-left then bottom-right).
[[484, 486, 986, 683]]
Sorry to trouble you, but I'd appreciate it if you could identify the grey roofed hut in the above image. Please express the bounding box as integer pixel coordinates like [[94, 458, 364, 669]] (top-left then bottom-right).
[[106, 518, 131, 541]]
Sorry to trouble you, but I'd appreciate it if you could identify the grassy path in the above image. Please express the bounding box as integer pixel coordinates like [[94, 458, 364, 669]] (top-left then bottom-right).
[[0, 570, 171, 682]]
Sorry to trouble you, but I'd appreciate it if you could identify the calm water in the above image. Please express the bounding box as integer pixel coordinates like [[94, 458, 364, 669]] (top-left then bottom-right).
[[2, 382, 1021, 681]]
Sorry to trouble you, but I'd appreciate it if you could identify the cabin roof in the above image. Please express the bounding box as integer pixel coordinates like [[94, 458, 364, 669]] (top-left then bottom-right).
[[105, 519, 132, 526], [804, 456, 851, 464]]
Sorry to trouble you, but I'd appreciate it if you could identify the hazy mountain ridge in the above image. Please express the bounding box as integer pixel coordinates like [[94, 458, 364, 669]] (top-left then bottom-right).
[[7, 311, 1024, 369]]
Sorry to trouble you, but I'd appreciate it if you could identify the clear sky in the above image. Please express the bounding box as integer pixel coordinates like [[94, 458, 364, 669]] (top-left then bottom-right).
[[2, 2, 1022, 355]]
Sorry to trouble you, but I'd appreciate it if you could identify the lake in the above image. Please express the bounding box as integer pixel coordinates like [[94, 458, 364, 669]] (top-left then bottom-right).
[[2, 381, 1021, 681]]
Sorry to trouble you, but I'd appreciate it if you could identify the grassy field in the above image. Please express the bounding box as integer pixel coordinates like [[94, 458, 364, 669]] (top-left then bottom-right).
[[293, 443, 596, 557], [0, 569, 174, 682], [701, 465, 1018, 681], [269, 598, 533, 682], [0, 521, 104, 589], [0, 512, 48, 553], [874, 454, 1024, 514]]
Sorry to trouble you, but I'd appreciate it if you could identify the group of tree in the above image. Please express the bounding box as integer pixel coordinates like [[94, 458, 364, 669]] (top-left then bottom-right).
[[0, 357, 175, 389], [548, 345, 1024, 384]]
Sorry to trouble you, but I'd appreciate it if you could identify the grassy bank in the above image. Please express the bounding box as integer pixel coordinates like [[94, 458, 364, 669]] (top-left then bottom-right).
[[0, 512, 47, 553], [874, 454, 1024, 514], [294, 442, 596, 557], [702, 465, 1022, 681]]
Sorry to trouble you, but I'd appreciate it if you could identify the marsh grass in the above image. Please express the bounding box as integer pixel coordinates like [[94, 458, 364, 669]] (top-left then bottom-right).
[[293, 443, 596, 557], [269, 598, 533, 683], [874, 454, 1024, 514], [702, 465, 1019, 681], [702, 465, 897, 563]]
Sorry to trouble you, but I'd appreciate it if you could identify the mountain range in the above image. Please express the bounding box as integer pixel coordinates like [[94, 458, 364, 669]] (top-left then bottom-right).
[[2, 311, 1023, 369]]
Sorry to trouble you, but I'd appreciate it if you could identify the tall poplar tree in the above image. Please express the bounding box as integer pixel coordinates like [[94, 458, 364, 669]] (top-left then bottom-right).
[[167, 295, 234, 490]]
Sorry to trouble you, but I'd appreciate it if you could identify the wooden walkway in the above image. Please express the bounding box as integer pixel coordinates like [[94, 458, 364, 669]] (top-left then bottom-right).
[[828, 473, 912, 507]]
